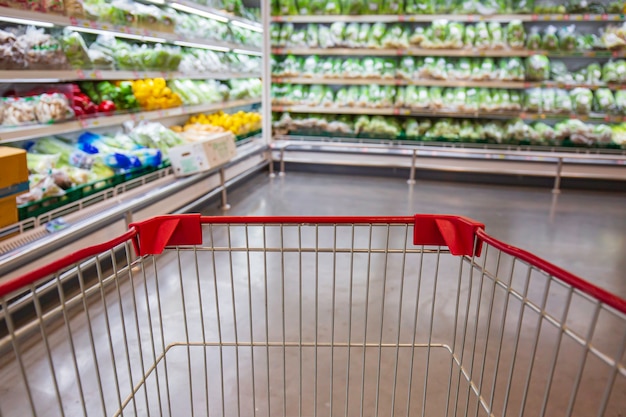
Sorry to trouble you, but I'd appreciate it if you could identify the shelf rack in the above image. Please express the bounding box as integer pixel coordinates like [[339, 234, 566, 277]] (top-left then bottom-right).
[[0, 6, 262, 54], [271, 77, 626, 90], [0, 70, 261, 83], [271, 47, 626, 58], [271, 14, 626, 23], [271, 105, 626, 123], [0, 98, 261, 143]]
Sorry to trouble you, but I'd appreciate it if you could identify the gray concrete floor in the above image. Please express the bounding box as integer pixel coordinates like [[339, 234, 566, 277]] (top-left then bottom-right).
[[2, 172, 625, 417], [202, 172, 626, 298]]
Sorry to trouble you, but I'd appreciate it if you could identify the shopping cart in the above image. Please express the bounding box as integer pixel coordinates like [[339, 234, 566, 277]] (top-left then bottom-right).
[[0, 214, 625, 417]]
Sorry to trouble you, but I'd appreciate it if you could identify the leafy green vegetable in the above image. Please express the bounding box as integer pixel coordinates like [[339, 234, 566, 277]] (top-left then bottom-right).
[[558, 25, 576, 51], [464, 24, 476, 47], [526, 28, 542, 50], [525, 88, 542, 112], [506, 20, 526, 49], [542, 26, 559, 51], [474, 22, 491, 49], [595, 88, 616, 113], [525, 55, 550, 81], [570, 87, 593, 114]]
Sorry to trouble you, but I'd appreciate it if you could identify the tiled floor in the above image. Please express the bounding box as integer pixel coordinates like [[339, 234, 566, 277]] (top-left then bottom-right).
[[2, 172, 625, 417]]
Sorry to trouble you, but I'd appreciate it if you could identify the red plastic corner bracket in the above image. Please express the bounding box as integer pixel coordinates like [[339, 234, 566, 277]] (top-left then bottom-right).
[[413, 214, 485, 257], [129, 214, 203, 256]]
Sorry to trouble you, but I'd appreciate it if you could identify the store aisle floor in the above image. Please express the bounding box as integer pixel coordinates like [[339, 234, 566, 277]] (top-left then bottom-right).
[[201, 172, 626, 298]]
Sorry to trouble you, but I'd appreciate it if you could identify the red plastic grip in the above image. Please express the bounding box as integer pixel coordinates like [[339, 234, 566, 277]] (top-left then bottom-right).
[[129, 214, 203, 256], [413, 214, 485, 256]]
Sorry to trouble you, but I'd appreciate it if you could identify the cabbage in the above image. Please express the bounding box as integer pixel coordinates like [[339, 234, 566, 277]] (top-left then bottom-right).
[[615, 90, 626, 114], [542, 26, 559, 51], [570, 88, 593, 114], [617, 60, 626, 83], [464, 88, 479, 111], [330, 22, 346, 46], [382, 24, 409, 49], [533, 122, 556, 142], [541, 89, 556, 113], [279, 24, 294, 47], [526, 28, 542, 50], [405, 0, 434, 13], [342, 0, 365, 14], [477, 88, 493, 111], [488, 22, 504, 49], [525, 55, 550, 81], [604, 61, 619, 83], [430, 87, 443, 108], [464, 24, 476, 47], [595, 88, 616, 113], [384, 0, 404, 14], [368, 23, 387, 48], [357, 24, 371, 47], [344, 23, 360, 47], [475, 22, 491, 49], [558, 25, 576, 52], [525, 88, 542, 112], [506, 20, 526, 49], [318, 26, 335, 48], [448, 22, 464, 49], [302, 55, 319, 77], [320, 0, 341, 14], [382, 59, 396, 79], [454, 58, 472, 80], [398, 57, 416, 80], [431, 20, 448, 44], [306, 24, 319, 47], [279, 0, 298, 15], [555, 89, 572, 113], [500, 58, 525, 81], [587, 63, 602, 85], [405, 119, 420, 137]]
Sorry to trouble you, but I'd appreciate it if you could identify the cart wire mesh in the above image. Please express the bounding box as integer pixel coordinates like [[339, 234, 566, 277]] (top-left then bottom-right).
[[0, 215, 625, 417]]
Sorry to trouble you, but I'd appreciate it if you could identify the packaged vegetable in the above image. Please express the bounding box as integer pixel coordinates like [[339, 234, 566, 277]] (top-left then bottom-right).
[[542, 26, 559, 51], [302, 55, 319, 77], [541, 89, 556, 113], [615, 90, 626, 113], [506, 20, 526, 49], [368, 23, 387, 48], [405, 0, 434, 13], [382, 25, 409, 49], [2, 97, 38, 126], [464, 24, 476, 47], [409, 27, 427, 46], [570, 87, 593, 114], [525, 55, 550, 81], [555, 89, 572, 113], [474, 22, 491, 49], [344, 23, 360, 48], [500, 57, 525, 81], [318, 26, 335, 48], [453, 58, 472, 80], [279, 24, 294, 47], [526, 27, 542, 50], [595, 88, 616, 113], [587, 63, 602, 85], [488, 22, 505, 49], [357, 23, 370, 47], [61, 30, 92, 69], [525, 88, 542, 112], [279, 0, 298, 14], [16, 26, 67, 69], [330, 22, 346, 46], [398, 57, 416, 80], [34, 93, 74, 123], [448, 22, 465, 49], [558, 25, 577, 52], [306, 24, 320, 47]]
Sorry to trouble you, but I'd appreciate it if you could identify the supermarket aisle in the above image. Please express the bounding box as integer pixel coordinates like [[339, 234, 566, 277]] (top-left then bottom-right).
[[201, 172, 626, 297]]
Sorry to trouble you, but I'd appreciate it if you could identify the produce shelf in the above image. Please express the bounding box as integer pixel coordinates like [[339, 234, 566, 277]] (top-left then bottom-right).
[[271, 14, 626, 23], [271, 47, 626, 58], [171, 0, 262, 31], [0, 98, 261, 143], [272, 105, 626, 122], [271, 77, 626, 90], [0, 70, 262, 83], [0, 7, 262, 54]]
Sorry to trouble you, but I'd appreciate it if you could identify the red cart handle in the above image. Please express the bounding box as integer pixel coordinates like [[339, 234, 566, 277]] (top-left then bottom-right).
[[1, 214, 625, 315]]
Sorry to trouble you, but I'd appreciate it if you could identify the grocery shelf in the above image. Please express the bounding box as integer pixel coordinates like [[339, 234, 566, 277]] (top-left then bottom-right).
[[171, 0, 263, 31], [0, 70, 262, 83], [272, 77, 529, 89], [271, 47, 625, 58], [271, 14, 626, 23], [272, 77, 626, 90], [0, 7, 261, 54], [271, 105, 626, 122], [0, 98, 261, 143]]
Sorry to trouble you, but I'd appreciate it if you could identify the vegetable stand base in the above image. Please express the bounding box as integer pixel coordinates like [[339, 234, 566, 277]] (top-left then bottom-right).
[[1, 216, 625, 417]]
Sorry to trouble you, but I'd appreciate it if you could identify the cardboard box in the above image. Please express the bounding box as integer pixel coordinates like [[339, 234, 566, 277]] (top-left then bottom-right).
[[0, 147, 28, 229], [169, 132, 237, 177]]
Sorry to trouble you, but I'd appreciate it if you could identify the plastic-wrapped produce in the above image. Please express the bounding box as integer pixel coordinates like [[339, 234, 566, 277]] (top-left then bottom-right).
[[414, 87, 432, 109], [342, 0, 365, 14], [410, 27, 427, 46], [305, 24, 319, 48], [2, 97, 38, 126], [587, 63, 602, 85], [488, 22, 505, 49], [405, 119, 420, 137], [462, 88, 479, 111], [383, 0, 404, 14], [381, 59, 396, 79], [330, 22, 346, 46], [617, 60, 626, 83], [558, 25, 576, 52], [525, 55, 550, 81], [542, 26, 559, 51], [279, 24, 294, 47], [499, 89, 511, 109], [506, 20, 526, 49], [473, 58, 497, 80], [450, 58, 469, 80], [344, 23, 360, 48], [570, 88, 593, 114], [500, 58, 525, 81], [34, 93, 74, 123], [555, 89, 572, 113], [541, 89, 556, 113], [16, 27, 67, 69], [533, 122, 555, 142], [474, 22, 491, 49], [314, 26, 334, 49], [320, 87, 334, 107], [271, 25, 281, 45], [431, 20, 448, 45], [368, 23, 387, 48], [615, 90, 626, 114], [61, 30, 92, 69], [526, 27, 542, 50], [405, 0, 434, 13], [290, 27, 307, 47], [429, 87, 443, 109], [525, 88, 542, 112], [398, 57, 416, 80], [279, 0, 298, 15], [382, 25, 409, 49], [464, 24, 476, 48], [595, 88, 616, 113], [447, 22, 464, 49], [301, 55, 319, 77], [357, 24, 370, 47]]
